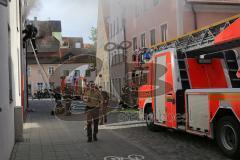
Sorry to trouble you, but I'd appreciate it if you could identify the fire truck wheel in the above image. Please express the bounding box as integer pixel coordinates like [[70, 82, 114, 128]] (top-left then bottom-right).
[[216, 116, 240, 158], [145, 109, 164, 132]]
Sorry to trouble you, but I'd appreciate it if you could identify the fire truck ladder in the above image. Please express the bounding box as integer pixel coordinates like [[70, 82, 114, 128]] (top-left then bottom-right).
[[152, 14, 240, 89], [152, 14, 240, 54]]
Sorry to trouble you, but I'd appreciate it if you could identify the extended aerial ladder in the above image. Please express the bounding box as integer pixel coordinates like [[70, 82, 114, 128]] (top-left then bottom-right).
[[151, 14, 240, 89], [152, 14, 240, 54]]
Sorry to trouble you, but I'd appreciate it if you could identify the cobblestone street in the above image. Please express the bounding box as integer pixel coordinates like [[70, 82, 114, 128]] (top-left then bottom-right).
[[10, 100, 231, 160]]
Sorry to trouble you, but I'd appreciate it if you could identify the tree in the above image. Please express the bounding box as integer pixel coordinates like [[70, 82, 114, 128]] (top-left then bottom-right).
[[89, 27, 97, 49]]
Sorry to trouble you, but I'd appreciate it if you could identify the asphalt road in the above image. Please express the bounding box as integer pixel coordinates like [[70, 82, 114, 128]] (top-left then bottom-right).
[[11, 100, 231, 160]]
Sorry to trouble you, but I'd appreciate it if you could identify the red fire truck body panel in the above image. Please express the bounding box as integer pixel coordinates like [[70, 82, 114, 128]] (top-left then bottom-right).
[[137, 16, 240, 158], [139, 50, 240, 137], [214, 18, 240, 45], [187, 59, 228, 88]]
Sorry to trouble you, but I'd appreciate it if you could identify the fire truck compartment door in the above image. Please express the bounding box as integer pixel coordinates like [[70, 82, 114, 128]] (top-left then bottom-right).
[[186, 92, 209, 133], [155, 55, 166, 122]]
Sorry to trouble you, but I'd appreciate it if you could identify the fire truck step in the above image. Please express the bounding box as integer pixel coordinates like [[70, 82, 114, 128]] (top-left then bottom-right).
[[177, 125, 185, 131]]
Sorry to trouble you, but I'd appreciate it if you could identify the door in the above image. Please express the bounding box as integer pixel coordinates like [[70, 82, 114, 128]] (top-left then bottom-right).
[[154, 51, 176, 128], [155, 55, 167, 123]]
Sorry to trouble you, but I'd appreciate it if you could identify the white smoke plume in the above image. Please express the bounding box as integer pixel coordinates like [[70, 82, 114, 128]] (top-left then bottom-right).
[[23, 0, 41, 19]]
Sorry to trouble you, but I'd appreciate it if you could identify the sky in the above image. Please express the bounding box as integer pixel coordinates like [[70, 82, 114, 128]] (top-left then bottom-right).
[[28, 0, 99, 44]]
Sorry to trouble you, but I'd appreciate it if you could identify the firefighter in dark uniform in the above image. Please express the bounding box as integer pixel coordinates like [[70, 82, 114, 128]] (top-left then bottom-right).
[[84, 84, 103, 142]]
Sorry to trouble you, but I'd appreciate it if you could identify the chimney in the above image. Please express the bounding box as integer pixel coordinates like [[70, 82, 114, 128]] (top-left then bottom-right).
[[34, 17, 37, 25]]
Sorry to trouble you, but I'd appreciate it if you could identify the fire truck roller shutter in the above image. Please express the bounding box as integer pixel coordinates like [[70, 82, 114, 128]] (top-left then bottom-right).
[[186, 91, 210, 133]]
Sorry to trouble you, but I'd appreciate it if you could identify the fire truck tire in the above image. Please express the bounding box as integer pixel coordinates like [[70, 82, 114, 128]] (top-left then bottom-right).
[[145, 108, 164, 132], [216, 116, 240, 158]]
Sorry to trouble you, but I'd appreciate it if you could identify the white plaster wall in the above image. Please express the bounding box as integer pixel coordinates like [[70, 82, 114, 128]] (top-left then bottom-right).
[[0, 4, 14, 160], [0, 0, 22, 159]]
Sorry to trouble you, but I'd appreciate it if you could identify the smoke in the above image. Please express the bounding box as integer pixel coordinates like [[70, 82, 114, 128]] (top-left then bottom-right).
[[23, 0, 41, 19]]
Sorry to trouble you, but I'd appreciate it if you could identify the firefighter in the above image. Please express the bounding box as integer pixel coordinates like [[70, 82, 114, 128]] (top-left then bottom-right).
[[63, 85, 72, 116], [99, 89, 109, 125], [22, 24, 38, 54], [84, 84, 103, 142]]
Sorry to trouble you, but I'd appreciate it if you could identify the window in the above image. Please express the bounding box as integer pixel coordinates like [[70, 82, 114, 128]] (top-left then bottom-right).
[[117, 53, 120, 64], [27, 67, 31, 76], [132, 55, 137, 62], [8, 24, 13, 103], [150, 29, 156, 46], [141, 33, 146, 48], [133, 37, 137, 51], [28, 84, 32, 95], [119, 50, 123, 63], [116, 18, 119, 33], [153, 0, 160, 6], [75, 42, 81, 48], [113, 20, 115, 36], [74, 70, 80, 77], [111, 54, 114, 66], [9, 56, 13, 103], [113, 52, 117, 65], [62, 41, 69, 48], [85, 70, 91, 77], [37, 83, 43, 91], [63, 70, 69, 76], [48, 67, 54, 75], [161, 24, 168, 42], [49, 82, 55, 90], [110, 24, 112, 38]]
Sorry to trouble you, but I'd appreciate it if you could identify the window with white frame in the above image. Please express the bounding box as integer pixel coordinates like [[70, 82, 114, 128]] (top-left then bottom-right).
[[110, 23, 112, 38], [153, 0, 160, 6], [141, 33, 146, 48], [27, 67, 31, 76], [133, 37, 138, 51], [161, 24, 168, 42], [49, 82, 55, 90], [48, 66, 54, 75], [116, 18, 119, 34], [63, 70, 69, 76], [150, 29, 156, 46], [37, 83, 43, 91], [113, 20, 116, 36], [75, 42, 81, 48], [8, 24, 13, 103], [74, 70, 80, 77]]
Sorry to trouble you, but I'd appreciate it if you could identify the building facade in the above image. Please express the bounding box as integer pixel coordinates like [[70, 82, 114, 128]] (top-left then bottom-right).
[[95, 0, 110, 92], [97, 0, 240, 104], [27, 19, 95, 95], [125, 0, 240, 73], [0, 0, 24, 159]]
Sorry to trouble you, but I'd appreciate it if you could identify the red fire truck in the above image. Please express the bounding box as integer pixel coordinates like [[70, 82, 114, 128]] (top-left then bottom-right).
[[138, 15, 240, 158]]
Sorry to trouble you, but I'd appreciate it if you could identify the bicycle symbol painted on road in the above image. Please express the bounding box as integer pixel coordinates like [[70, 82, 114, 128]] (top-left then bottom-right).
[[104, 154, 144, 160]]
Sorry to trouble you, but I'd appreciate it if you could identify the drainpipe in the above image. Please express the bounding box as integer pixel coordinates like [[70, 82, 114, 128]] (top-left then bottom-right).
[[123, 20, 127, 83], [191, 4, 197, 30], [176, 0, 184, 35]]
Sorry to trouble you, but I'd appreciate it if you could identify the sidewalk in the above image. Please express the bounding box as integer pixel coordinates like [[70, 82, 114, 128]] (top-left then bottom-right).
[[10, 100, 148, 160]]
